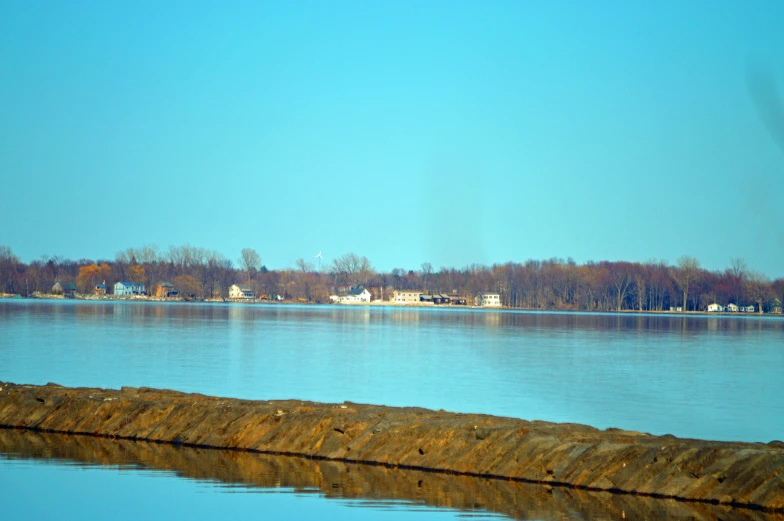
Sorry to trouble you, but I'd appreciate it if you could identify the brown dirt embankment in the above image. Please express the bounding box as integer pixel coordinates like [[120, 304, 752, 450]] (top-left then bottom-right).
[[1, 382, 783, 512]]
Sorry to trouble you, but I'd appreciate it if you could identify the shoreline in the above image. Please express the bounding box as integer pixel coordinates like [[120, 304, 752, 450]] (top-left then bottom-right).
[[1, 293, 781, 317], [1, 382, 782, 512]]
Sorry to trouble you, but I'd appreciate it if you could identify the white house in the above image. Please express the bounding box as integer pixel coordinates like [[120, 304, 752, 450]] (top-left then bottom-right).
[[477, 292, 501, 307], [229, 284, 256, 300], [333, 286, 372, 303], [707, 303, 724, 312], [114, 281, 145, 296], [726, 303, 739, 312], [393, 290, 422, 304], [742, 305, 755, 313]]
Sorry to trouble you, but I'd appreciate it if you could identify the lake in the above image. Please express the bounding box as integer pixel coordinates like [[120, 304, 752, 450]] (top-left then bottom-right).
[[1, 300, 783, 520]]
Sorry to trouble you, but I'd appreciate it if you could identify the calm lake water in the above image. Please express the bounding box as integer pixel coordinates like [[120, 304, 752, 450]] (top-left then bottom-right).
[[1, 300, 783, 520]]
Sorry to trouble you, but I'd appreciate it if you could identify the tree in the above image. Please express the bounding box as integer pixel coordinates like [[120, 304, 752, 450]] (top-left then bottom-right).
[[633, 264, 649, 311], [0, 245, 17, 264], [0, 245, 19, 295], [172, 274, 203, 299], [608, 262, 634, 311], [671, 256, 701, 311], [295, 258, 314, 273], [331, 253, 374, 287], [727, 257, 748, 304], [127, 264, 145, 285], [746, 271, 772, 313], [420, 262, 433, 291], [76, 263, 111, 293], [239, 248, 261, 282]]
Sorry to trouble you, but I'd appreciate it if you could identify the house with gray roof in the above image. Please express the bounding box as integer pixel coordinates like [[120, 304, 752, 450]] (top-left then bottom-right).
[[114, 281, 145, 296], [332, 285, 372, 303]]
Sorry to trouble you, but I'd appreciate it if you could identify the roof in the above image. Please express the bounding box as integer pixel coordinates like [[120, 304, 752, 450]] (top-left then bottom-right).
[[96, 283, 106, 289], [55, 281, 77, 290], [348, 286, 368, 296], [159, 282, 174, 288], [234, 285, 254, 292], [116, 281, 143, 287]]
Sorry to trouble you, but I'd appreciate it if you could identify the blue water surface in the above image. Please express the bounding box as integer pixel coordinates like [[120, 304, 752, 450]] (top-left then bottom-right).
[[1, 300, 782, 442]]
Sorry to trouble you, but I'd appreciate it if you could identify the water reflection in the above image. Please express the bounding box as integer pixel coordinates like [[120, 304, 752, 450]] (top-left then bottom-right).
[[4, 300, 782, 335], [1, 429, 780, 521]]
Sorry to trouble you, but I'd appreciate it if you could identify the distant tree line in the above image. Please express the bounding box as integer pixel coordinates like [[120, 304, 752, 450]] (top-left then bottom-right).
[[0, 244, 782, 313]]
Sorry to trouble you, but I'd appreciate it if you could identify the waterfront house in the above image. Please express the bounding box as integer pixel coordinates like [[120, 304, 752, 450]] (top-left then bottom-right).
[[421, 293, 452, 305], [433, 294, 451, 305], [707, 303, 724, 312], [94, 283, 107, 296], [742, 305, 755, 313], [449, 295, 468, 305], [393, 290, 422, 304], [52, 281, 77, 296], [154, 282, 179, 298], [772, 299, 782, 314], [114, 281, 145, 296], [334, 286, 372, 303], [477, 292, 501, 307], [229, 284, 256, 300], [726, 303, 740, 312]]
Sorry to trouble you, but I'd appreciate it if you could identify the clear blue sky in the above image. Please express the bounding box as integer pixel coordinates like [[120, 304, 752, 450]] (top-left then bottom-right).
[[1, 1, 783, 277]]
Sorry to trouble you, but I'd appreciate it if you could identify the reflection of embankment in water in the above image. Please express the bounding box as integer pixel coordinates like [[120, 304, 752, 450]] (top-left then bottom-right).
[[1, 429, 779, 521]]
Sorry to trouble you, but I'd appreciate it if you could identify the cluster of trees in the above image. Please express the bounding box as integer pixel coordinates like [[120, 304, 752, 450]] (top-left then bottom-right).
[[1, 244, 782, 313]]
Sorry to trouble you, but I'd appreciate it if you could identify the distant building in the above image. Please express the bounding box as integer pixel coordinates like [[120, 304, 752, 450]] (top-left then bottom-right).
[[154, 282, 179, 298], [52, 281, 77, 296], [707, 303, 724, 312], [334, 286, 372, 303], [114, 281, 145, 296], [433, 294, 451, 305], [477, 292, 501, 307], [393, 290, 422, 304], [418, 293, 452, 305], [229, 284, 256, 300], [449, 295, 468, 305], [94, 283, 107, 296], [726, 303, 739, 312], [742, 305, 755, 313], [771, 299, 782, 314]]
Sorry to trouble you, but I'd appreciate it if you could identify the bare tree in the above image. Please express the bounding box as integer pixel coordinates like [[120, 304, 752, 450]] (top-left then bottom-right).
[[331, 253, 374, 287], [0, 245, 20, 294], [746, 271, 772, 313], [295, 258, 314, 273], [239, 248, 261, 282], [609, 262, 634, 311], [420, 262, 433, 291], [728, 257, 748, 304], [633, 267, 647, 311], [671, 255, 701, 311]]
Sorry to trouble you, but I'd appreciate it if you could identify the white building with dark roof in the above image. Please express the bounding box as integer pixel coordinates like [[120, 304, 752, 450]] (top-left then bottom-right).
[[334, 286, 372, 303]]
